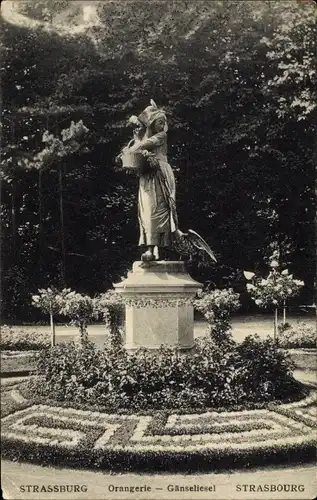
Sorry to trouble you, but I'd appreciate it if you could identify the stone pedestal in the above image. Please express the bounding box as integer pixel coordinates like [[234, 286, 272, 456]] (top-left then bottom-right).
[[114, 261, 202, 350]]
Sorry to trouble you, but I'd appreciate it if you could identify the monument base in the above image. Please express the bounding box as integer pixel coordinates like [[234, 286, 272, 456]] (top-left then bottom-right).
[[114, 261, 202, 350]]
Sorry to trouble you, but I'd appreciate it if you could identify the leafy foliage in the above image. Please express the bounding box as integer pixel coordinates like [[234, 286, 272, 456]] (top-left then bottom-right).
[[194, 288, 240, 344], [32, 287, 71, 315], [32, 286, 72, 345], [32, 287, 97, 341], [94, 290, 125, 348], [260, 0, 317, 120], [17, 1, 70, 23], [58, 291, 96, 341], [236, 335, 296, 397], [34, 335, 299, 410], [20, 120, 90, 171], [1, 0, 316, 320], [246, 262, 304, 309]]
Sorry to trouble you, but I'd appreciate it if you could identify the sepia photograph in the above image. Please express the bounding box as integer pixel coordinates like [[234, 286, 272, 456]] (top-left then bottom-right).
[[0, 0, 316, 499]]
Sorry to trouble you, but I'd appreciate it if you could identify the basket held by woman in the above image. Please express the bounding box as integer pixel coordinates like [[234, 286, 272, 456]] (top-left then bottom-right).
[[121, 139, 145, 170], [117, 140, 159, 175]]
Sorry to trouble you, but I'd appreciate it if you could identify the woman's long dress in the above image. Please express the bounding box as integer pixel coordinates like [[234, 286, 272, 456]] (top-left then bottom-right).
[[134, 131, 178, 247]]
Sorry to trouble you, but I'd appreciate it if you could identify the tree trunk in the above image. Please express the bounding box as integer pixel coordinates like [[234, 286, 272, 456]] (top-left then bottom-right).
[[273, 307, 278, 343], [38, 168, 44, 274], [58, 162, 66, 286], [50, 310, 55, 347], [11, 174, 17, 261], [10, 121, 17, 262], [80, 322, 88, 343], [283, 300, 286, 326]]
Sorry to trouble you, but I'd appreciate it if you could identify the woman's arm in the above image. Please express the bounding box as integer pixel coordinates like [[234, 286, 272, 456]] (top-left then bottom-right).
[[137, 131, 166, 151]]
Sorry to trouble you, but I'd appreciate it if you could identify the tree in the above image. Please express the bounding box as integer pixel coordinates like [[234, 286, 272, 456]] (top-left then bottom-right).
[[260, 0, 317, 121], [32, 287, 70, 345], [1, 0, 315, 321], [59, 291, 96, 342], [21, 120, 90, 285], [245, 256, 305, 341]]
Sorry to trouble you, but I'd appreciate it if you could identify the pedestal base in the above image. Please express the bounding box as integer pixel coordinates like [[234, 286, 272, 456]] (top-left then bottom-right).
[[114, 261, 202, 350]]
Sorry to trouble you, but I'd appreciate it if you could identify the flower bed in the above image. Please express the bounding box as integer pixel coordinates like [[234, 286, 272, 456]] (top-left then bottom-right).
[[0, 326, 49, 374], [1, 332, 313, 471], [30, 336, 304, 410], [278, 321, 316, 349], [287, 349, 317, 372], [1, 379, 316, 472], [0, 326, 50, 351], [1, 352, 39, 375]]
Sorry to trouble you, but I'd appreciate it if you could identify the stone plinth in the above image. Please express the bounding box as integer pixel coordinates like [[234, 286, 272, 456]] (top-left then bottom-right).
[[114, 261, 202, 350]]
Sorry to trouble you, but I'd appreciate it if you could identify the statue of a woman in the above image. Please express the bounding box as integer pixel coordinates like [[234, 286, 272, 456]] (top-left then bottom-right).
[[128, 101, 178, 262], [117, 101, 217, 264]]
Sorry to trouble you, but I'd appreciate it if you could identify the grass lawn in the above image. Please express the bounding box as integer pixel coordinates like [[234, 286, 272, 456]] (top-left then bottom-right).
[[2, 313, 315, 376], [1, 353, 38, 374], [5, 312, 315, 346]]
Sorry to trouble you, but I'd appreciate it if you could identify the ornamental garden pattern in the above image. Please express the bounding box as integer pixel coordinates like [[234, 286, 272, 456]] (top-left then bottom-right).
[[1, 379, 316, 471]]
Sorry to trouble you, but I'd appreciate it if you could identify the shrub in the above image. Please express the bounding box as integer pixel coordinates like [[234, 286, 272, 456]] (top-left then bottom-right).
[[35, 340, 103, 400], [94, 290, 124, 349], [277, 321, 316, 349], [32, 335, 300, 410], [236, 335, 297, 399], [277, 322, 292, 333], [0, 325, 50, 351], [194, 288, 240, 344], [59, 291, 96, 342]]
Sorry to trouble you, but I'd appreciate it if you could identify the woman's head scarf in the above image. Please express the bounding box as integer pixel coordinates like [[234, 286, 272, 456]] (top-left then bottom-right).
[[138, 100, 168, 131]]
